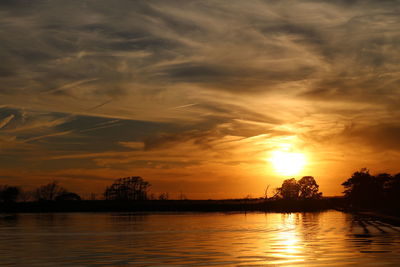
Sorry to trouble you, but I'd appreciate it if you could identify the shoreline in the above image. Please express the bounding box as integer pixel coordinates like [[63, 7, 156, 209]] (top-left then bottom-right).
[[2, 198, 399, 226], [0, 198, 341, 214]]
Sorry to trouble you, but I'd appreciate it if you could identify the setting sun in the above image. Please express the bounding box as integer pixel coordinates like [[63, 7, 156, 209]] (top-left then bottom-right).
[[270, 151, 306, 176]]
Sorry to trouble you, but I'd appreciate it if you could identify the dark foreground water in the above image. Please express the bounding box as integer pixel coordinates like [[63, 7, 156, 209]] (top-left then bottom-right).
[[0, 211, 400, 266]]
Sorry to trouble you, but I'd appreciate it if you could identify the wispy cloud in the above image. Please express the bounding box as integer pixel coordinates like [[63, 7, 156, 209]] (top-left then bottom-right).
[[1, 0, 400, 197], [41, 78, 100, 95]]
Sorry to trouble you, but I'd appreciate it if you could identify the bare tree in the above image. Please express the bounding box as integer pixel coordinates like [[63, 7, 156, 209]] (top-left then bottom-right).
[[104, 176, 151, 201], [158, 192, 169, 200], [35, 181, 67, 201], [264, 185, 270, 199]]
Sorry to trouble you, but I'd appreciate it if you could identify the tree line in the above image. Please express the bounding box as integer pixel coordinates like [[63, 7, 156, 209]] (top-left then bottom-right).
[[0, 175, 323, 202], [0, 176, 165, 203], [341, 168, 400, 211], [0, 181, 81, 203], [1, 169, 400, 212]]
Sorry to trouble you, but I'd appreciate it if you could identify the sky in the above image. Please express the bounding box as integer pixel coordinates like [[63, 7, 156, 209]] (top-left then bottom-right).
[[1, 0, 400, 199]]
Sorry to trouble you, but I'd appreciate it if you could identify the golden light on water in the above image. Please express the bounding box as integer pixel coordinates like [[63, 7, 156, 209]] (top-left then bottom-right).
[[270, 150, 306, 176], [269, 214, 304, 265]]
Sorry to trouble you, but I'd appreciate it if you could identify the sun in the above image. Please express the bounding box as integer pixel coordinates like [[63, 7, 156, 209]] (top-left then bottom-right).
[[270, 150, 306, 176]]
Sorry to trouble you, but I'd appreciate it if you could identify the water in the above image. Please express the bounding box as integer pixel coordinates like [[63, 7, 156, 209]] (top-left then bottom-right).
[[0, 211, 400, 266]]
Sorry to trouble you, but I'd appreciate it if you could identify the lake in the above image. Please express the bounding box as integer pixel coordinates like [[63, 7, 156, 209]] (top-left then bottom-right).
[[0, 211, 400, 266]]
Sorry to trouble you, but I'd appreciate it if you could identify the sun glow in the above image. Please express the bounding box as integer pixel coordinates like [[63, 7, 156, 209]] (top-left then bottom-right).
[[270, 150, 306, 176]]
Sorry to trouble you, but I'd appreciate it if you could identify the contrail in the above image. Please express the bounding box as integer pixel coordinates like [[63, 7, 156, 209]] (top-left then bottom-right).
[[79, 123, 123, 133], [86, 99, 113, 111], [169, 103, 198, 110], [0, 114, 15, 129], [22, 130, 73, 142]]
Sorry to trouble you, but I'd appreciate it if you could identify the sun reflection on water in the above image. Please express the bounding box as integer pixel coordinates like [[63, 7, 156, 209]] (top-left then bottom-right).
[[267, 213, 305, 265]]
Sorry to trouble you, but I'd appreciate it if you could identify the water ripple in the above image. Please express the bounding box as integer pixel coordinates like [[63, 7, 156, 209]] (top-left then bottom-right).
[[0, 211, 400, 266]]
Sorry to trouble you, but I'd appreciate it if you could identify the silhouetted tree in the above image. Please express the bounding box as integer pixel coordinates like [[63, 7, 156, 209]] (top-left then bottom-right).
[[385, 173, 400, 203], [342, 169, 400, 210], [158, 192, 169, 200], [342, 169, 381, 206], [277, 178, 300, 199], [375, 173, 392, 197], [34, 181, 68, 201], [0, 185, 20, 203], [298, 176, 322, 199], [104, 176, 150, 201], [264, 185, 270, 199], [275, 177, 322, 200]]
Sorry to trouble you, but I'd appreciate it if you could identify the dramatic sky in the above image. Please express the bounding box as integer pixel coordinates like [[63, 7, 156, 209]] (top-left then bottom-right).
[[1, 0, 400, 198]]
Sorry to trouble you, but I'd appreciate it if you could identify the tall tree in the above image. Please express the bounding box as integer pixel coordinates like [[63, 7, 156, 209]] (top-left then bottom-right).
[[278, 178, 300, 200], [342, 169, 399, 208], [341, 168, 388, 207], [298, 176, 322, 199]]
